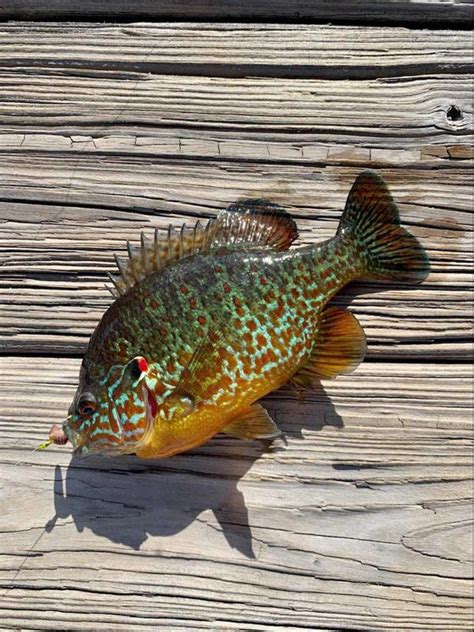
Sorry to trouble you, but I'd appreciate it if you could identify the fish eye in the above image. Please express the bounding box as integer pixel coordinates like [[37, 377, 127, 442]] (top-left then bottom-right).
[[78, 391, 97, 416]]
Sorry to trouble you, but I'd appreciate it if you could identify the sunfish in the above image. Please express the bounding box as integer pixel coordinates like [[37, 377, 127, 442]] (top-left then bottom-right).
[[48, 171, 429, 458]]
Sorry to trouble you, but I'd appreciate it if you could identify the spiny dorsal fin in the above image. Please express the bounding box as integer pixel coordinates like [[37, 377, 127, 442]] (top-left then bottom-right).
[[107, 220, 210, 297], [290, 307, 367, 390], [222, 403, 281, 440], [107, 199, 298, 297]]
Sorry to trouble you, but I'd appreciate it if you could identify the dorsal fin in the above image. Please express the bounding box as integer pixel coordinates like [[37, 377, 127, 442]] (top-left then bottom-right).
[[107, 221, 209, 297], [107, 199, 298, 297], [214, 198, 298, 251]]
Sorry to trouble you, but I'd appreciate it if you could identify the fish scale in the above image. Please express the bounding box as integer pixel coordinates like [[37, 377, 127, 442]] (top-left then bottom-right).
[[94, 243, 342, 388], [55, 172, 429, 459]]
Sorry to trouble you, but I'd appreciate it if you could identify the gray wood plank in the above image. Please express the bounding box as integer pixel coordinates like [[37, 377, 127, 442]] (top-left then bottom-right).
[[1, 24, 471, 167], [0, 357, 472, 630], [0, 71, 471, 167], [0, 160, 471, 359], [1, 23, 472, 79], [0, 28, 472, 359], [1, 0, 473, 25]]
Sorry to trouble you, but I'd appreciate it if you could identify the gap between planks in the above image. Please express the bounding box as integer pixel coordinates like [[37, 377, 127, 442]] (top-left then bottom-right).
[[1, 0, 473, 27]]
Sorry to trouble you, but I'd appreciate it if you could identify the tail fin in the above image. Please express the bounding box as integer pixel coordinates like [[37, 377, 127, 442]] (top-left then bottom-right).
[[339, 171, 430, 283]]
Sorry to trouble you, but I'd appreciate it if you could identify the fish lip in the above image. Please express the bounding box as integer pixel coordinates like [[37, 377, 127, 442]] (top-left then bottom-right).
[[62, 421, 78, 448], [63, 420, 91, 457]]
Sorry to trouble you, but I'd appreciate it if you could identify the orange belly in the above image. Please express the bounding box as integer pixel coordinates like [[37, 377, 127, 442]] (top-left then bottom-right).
[[136, 350, 305, 459]]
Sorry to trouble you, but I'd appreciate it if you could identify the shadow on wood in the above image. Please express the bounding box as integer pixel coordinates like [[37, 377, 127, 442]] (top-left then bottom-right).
[[44, 385, 343, 558], [33, 275, 389, 559]]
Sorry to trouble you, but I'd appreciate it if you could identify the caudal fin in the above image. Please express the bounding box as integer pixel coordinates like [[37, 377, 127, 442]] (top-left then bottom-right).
[[339, 171, 430, 283]]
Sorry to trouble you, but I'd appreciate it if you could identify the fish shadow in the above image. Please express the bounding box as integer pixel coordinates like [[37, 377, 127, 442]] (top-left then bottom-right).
[[47, 384, 343, 558]]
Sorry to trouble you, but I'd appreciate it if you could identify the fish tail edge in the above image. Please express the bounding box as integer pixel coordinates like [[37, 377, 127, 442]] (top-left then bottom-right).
[[339, 171, 430, 284]]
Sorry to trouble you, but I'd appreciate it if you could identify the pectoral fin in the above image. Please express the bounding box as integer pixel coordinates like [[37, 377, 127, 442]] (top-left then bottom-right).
[[291, 306, 366, 390], [223, 403, 281, 440], [162, 391, 195, 419], [174, 327, 223, 402]]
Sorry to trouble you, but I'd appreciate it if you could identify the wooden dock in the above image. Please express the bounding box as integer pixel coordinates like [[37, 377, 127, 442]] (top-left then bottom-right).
[[0, 2, 472, 630]]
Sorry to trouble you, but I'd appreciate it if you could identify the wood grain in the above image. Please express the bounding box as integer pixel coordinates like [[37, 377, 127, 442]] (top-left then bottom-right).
[[1, 23, 473, 79], [0, 358, 472, 630], [0, 17, 472, 632], [0, 161, 471, 358], [0, 25, 472, 359], [0, 62, 471, 167], [1, 24, 471, 172], [1, 0, 473, 25]]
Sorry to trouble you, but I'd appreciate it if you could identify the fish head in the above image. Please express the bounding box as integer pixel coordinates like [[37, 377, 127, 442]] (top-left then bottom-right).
[[64, 356, 161, 457]]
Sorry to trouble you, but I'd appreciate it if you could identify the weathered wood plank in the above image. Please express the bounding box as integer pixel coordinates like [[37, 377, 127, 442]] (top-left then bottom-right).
[[0, 16, 472, 632], [0, 161, 471, 358], [1, 23, 472, 79], [1, 26, 469, 360], [1, 25, 471, 171], [1, 1, 473, 25], [0, 71, 471, 167], [0, 358, 472, 630]]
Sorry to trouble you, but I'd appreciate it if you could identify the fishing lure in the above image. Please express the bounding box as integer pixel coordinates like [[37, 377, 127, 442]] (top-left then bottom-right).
[[47, 171, 429, 458]]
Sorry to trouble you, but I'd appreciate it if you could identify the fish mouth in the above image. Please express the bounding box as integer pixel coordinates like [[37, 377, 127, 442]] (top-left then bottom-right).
[[62, 422, 90, 457], [64, 383, 157, 457]]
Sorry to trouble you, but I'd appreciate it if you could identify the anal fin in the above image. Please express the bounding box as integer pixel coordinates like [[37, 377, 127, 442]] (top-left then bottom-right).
[[223, 403, 281, 440], [291, 306, 366, 389]]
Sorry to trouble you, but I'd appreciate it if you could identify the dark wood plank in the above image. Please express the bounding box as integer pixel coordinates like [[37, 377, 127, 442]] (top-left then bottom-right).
[[1, 0, 473, 25]]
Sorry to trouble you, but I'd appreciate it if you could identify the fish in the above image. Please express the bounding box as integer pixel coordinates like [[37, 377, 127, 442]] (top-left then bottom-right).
[[51, 171, 429, 458]]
